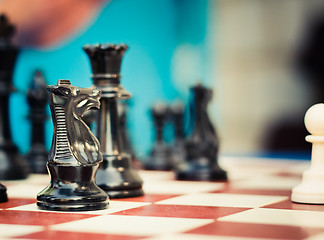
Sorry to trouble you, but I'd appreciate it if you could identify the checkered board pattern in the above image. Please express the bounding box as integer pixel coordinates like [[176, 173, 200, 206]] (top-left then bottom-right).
[[0, 156, 323, 240]]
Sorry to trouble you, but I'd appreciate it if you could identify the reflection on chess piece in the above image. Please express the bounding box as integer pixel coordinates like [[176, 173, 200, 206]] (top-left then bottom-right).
[[81, 108, 97, 128], [83, 44, 144, 199], [175, 84, 227, 181], [292, 103, 324, 204], [145, 103, 173, 170], [0, 15, 29, 180], [37, 80, 109, 211], [26, 71, 49, 174], [119, 100, 141, 168]]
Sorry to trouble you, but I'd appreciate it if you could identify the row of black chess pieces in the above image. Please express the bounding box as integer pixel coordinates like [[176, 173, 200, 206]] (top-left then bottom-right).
[[145, 84, 227, 181], [0, 14, 227, 211], [0, 15, 145, 210], [2, 68, 228, 181]]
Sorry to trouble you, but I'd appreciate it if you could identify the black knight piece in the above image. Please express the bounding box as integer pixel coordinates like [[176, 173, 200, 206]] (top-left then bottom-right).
[[37, 80, 109, 211], [0, 14, 29, 180], [175, 84, 227, 181], [26, 71, 49, 173], [83, 44, 144, 198], [145, 103, 173, 170]]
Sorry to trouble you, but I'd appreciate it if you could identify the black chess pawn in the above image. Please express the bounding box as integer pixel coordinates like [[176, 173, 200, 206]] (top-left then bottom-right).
[[83, 44, 144, 199], [145, 103, 173, 170], [169, 102, 186, 168], [175, 84, 227, 181], [0, 15, 29, 180], [37, 80, 109, 211], [26, 71, 49, 174]]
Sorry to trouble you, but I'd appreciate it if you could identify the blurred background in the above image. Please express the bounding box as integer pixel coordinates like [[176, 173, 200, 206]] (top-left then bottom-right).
[[1, 0, 324, 160]]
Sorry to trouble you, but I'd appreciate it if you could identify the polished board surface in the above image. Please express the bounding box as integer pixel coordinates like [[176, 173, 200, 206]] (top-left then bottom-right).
[[0, 156, 322, 240]]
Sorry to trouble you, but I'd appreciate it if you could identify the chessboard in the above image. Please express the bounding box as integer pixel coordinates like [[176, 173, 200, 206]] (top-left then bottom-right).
[[0, 156, 323, 240]]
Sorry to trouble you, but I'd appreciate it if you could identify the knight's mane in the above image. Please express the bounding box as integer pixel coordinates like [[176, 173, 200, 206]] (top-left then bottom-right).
[[65, 95, 102, 165]]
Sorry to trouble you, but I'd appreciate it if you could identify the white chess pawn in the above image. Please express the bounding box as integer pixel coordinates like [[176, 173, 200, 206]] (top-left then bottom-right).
[[291, 103, 324, 204]]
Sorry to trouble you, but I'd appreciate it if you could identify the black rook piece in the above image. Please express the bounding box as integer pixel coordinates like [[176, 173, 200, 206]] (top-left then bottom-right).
[[0, 15, 29, 180], [26, 71, 49, 173], [37, 80, 109, 211], [83, 44, 144, 199], [145, 103, 173, 170], [118, 101, 137, 163], [175, 84, 227, 181]]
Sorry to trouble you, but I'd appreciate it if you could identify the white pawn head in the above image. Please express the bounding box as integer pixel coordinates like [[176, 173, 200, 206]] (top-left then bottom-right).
[[304, 103, 324, 136]]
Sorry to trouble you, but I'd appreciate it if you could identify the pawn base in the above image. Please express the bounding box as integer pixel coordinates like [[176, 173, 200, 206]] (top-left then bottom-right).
[[144, 162, 173, 171], [291, 190, 324, 204], [175, 160, 227, 181], [291, 169, 324, 204], [37, 164, 109, 211], [96, 154, 144, 199], [144, 142, 173, 171], [0, 183, 8, 203]]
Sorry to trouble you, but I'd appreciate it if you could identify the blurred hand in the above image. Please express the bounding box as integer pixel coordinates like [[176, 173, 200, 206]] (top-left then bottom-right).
[[0, 0, 108, 47]]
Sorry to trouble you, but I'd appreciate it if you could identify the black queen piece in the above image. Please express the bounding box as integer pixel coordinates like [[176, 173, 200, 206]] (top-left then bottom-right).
[[37, 80, 109, 211], [83, 44, 144, 198]]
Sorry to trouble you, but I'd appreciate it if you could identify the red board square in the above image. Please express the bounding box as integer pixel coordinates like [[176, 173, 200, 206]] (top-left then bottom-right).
[[0, 198, 37, 209], [112, 204, 250, 219], [13, 230, 147, 240], [275, 172, 302, 178], [187, 221, 324, 239], [113, 194, 180, 203], [213, 184, 291, 196], [263, 198, 324, 212], [0, 210, 99, 226]]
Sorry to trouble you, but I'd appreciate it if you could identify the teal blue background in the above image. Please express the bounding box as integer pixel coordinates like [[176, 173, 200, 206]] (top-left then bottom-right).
[[10, 0, 210, 158]]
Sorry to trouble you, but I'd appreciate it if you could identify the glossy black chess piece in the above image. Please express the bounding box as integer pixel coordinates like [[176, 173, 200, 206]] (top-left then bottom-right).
[[0, 183, 8, 203], [0, 15, 10, 201], [83, 44, 144, 199], [82, 109, 97, 128], [175, 84, 227, 181], [145, 103, 173, 170], [26, 71, 49, 174], [37, 80, 109, 211], [0, 15, 29, 180], [119, 101, 139, 165]]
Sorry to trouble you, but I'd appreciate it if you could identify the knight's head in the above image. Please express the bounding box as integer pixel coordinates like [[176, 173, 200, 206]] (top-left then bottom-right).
[[47, 80, 101, 118]]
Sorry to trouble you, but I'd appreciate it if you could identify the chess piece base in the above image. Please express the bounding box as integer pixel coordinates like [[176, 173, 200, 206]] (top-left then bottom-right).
[[176, 159, 227, 181], [0, 183, 8, 203], [96, 155, 144, 199], [37, 164, 109, 211], [291, 169, 324, 204], [0, 143, 29, 180], [145, 142, 173, 171]]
